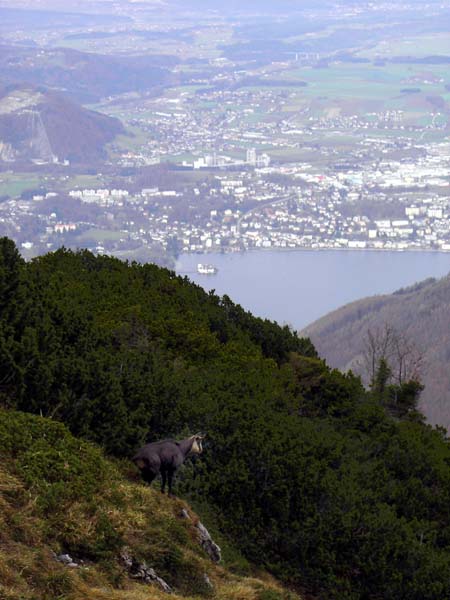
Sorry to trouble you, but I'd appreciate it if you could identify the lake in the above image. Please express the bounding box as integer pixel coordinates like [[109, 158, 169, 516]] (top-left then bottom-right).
[[176, 250, 450, 330]]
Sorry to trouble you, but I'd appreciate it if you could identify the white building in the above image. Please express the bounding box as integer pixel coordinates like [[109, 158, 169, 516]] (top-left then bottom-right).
[[427, 208, 443, 219], [246, 148, 257, 165]]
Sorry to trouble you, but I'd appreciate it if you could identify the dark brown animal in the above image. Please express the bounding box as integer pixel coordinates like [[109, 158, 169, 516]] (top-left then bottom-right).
[[133, 434, 204, 496]]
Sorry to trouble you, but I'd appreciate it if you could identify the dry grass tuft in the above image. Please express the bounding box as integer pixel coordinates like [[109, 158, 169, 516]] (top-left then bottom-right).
[[0, 411, 301, 600]]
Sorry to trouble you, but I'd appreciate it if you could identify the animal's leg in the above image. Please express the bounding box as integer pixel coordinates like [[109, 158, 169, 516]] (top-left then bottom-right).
[[161, 469, 167, 494], [167, 468, 176, 497], [142, 468, 158, 486]]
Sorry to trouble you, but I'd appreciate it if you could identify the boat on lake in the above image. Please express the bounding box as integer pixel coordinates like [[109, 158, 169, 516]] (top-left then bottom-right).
[[197, 263, 218, 275]]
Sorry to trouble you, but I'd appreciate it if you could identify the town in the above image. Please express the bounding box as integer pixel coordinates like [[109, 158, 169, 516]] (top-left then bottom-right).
[[1, 136, 450, 264], [0, 0, 449, 266]]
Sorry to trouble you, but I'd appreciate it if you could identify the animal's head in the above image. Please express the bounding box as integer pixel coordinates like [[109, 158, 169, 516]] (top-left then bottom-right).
[[190, 433, 205, 454]]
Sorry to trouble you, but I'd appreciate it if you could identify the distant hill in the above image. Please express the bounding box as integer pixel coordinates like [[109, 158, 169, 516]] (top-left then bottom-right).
[[0, 83, 124, 164], [0, 6, 128, 28], [0, 45, 176, 103], [302, 273, 450, 428]]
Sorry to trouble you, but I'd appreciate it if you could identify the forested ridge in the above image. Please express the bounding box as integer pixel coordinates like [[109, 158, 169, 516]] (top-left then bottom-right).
[[1, 237, 450, 599], [302, 274, 450, 429]]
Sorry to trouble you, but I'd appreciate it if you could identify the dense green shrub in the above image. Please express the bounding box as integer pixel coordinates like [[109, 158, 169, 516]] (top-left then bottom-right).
[[0, 409, 111, 513], [1, 239, 450, 598]]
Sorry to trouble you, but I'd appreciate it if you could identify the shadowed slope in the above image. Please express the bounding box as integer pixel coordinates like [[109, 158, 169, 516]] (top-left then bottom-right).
[[302, 274, 450, 427], [0, 83, 124, 164]]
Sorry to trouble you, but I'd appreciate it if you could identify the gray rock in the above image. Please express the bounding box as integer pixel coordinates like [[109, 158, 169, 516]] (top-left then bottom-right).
[[56, 553, 73, 564], [203, 573, 214, 590], [179, 509, 222, 563], [55, 553, 78, 567], [195, 521, 222, 563], [121, 549, 172, 594]]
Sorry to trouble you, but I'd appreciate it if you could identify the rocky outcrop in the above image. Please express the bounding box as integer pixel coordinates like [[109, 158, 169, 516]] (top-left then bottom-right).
[[54, 552, 81, 568], [180, 508, 222, 563], [120, 548, 172, 593], [196, 520, 222, 563]]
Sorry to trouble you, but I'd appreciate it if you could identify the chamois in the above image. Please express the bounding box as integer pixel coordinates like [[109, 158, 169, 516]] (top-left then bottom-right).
[[133, 434, 205, 496]]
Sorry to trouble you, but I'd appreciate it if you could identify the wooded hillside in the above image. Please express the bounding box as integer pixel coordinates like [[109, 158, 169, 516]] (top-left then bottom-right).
[[303, 274, 450, 429]]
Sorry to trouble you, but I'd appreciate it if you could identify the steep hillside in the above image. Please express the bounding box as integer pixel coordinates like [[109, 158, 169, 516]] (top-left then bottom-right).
[[302, 274, 450, 428], [1, 237, 450, 599], [0, 409, 297, 600], [0, 83, 124, 164]]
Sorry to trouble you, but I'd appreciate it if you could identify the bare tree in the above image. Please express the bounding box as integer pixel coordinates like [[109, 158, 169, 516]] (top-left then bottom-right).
[[361, 323, 424, 388], [391, 331, 424, 386], [362, 323, 395, 386]]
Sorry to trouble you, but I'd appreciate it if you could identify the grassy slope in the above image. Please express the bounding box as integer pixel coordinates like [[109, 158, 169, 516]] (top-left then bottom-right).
[[0, 409, 299, 600], [302, 274, 450, 428]]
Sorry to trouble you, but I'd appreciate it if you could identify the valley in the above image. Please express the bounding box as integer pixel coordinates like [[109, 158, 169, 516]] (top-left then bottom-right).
[[0, 0, 449, 263]]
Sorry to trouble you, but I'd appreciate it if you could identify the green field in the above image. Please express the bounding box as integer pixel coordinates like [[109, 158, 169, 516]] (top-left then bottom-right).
[[61, 174, 108, 190], [76, 228, 123, 243], [269, 60, 450, 129], [0, 174, 43, 198], [0, 173, 114, 199], [102, 125, 151, 158], [281, 62, 447, 101], [359, 32, 450, 58]]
